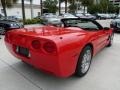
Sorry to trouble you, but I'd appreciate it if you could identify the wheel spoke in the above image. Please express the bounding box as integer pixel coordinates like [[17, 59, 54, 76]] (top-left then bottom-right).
[[81, 50, 91, 73]]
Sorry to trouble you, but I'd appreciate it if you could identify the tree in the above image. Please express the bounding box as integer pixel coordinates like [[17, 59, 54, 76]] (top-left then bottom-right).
[[88, 4, 100, 14], [21, 0, 26, 25], [26, 0, 33, 19], [40, 0, 43, 15], [1, 0, 18, 17], [65, 0, 74, 13], [43, 0, 58, 13], [30, 0, 33, 19], [68, 0, 76, 13], [114, 6, 120, 14], [108, 3, 116, 13], [80, 0, 93, 14], [58, 0, 61, 15], [88, 0, 118, 14], [58, 0, 70, 14], [65, 0, 67, 13], [99, 0, 109, 13], [1, 0, 7, 17], [58, 0, 64, 15]]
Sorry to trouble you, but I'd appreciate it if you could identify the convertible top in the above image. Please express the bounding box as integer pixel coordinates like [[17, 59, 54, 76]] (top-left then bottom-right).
[[61, 18, 103, 30]]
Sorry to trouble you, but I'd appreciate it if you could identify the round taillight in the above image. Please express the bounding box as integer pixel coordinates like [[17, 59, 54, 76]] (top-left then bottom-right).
[[43, 42, 56, 53], [32, 40, 41, 49]]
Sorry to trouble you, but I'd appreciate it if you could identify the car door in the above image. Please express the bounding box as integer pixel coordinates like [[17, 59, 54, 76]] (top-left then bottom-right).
[[90, 30, 106, 54], [90, 21, 109, 53], [85, 20, 108, 53], [95, 29, 108, 50]]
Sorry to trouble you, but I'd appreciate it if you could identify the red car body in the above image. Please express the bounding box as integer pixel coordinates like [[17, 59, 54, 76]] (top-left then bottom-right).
[[5, 18, 113, 77]]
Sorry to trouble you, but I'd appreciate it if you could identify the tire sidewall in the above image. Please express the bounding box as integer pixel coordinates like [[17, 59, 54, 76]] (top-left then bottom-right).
[[75, 46, 92, 77], [107, 33, 114, 47]]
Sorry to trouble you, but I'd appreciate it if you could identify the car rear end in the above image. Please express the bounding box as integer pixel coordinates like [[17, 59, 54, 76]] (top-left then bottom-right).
[[5, 31, 63, 76], [4, 27, 81, 78]]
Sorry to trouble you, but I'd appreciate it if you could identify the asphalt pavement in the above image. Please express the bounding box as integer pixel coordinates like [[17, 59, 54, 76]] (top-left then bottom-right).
[[0, 20, 120, 90]]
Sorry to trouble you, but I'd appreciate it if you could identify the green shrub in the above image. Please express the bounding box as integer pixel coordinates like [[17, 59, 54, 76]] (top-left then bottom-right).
[[24, 18, 43, 25]]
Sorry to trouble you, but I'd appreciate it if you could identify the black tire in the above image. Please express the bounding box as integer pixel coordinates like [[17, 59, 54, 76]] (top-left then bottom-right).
[[75, 46, 93, 77], [107, 34, 114, 47]]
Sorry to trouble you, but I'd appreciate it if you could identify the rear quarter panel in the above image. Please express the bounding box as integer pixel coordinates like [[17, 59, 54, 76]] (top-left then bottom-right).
[[55, 32, 94, 76], [56, 29, 112, 76]]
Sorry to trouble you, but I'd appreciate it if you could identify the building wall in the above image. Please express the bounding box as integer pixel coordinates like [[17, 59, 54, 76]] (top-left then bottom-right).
[[0, 4, 41, 19], [0, 2, 90, 18], [109, 0, 120, 14], [109, 0, 120, 6]]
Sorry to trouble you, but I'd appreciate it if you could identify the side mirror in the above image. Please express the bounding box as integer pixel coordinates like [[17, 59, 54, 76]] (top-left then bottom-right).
[[103, 27, 110, 30]]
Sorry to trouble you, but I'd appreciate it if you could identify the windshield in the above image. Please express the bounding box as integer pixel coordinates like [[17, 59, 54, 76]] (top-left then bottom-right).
[[62, 19, 102, 30], [63, 14, 75, 17], [76, 13, 84, 16], [85, 13, 91, 16]]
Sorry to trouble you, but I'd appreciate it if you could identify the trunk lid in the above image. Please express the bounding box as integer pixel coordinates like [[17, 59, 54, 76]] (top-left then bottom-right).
[[9, 26, 85, 37], [6, 26, 87, 47]]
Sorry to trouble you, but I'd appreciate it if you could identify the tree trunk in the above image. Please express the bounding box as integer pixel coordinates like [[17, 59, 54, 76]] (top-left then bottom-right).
[[30, 0, 33, 19], [40, 0, 43, 15], [21, 0, 26, 25], [73, 0, 75, 13], [83, 6, 85, 15], [58, 0, 61, 15], [65, 0, 67, 13], [76, 0, 79, 13], [1, 0, 7, 17]]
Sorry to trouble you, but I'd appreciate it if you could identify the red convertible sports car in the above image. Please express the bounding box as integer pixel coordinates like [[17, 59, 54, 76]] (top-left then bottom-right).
[[5, 18, 113, 77]]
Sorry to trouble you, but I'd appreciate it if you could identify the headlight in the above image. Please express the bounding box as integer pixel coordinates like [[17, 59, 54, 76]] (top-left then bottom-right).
[[10, 23, 14, 27], [10, 23, 19, 27]]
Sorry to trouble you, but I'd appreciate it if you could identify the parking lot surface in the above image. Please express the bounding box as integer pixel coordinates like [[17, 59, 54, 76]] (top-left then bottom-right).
[[0, 20, 120, 90]]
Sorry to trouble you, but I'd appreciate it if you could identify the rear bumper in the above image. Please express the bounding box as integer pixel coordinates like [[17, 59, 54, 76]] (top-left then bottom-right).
[[5, 41, 77, 77]]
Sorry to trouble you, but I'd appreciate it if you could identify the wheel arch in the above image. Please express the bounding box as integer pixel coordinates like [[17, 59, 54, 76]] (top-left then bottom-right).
[[75, 42, 94, 77], [83, 43, 94, 56]]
